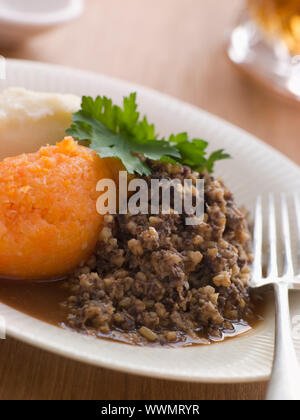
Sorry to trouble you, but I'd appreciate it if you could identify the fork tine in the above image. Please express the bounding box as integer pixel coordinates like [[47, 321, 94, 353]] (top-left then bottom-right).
[[281, 193, 294, 278], [293, 192, 300, 275], [252, 196, 263, 282], [268, 194, 279, 278]]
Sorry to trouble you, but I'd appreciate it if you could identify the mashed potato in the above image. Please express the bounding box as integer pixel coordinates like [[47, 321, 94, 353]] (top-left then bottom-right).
[[0, 137, 112, 280], [0, 88, 80, 160]]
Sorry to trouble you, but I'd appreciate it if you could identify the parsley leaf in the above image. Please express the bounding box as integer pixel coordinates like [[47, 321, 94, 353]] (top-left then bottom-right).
[[67, 93, 180, 176], [67, 93, 230, 175], [205, 149, 231, 173]]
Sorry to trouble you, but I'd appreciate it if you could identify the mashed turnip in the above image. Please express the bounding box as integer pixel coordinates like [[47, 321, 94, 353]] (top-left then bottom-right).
[[0, 137, 111, 280]]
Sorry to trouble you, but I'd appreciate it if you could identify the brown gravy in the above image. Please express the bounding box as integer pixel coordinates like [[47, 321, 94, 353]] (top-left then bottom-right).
[[0, 279, 266, 347], [0, 279, 69, 326]]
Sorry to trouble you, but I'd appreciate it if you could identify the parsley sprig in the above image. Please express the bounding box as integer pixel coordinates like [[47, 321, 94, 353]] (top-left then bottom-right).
[[67, 93, 230, 176]]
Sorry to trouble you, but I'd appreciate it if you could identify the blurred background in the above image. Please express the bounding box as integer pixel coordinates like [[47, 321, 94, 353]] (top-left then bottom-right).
[[0, 0, 300, 401], [0, 0, 299, 167]]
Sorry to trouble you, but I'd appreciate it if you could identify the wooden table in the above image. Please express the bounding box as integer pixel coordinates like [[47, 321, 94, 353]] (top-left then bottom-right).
[[0, 0, 299, 401]]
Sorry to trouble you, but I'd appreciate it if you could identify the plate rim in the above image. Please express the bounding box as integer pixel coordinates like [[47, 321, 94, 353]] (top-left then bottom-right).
[[5, 58, 300, 177], [1, 58, 299, 384], [4, 313, 270, 384]]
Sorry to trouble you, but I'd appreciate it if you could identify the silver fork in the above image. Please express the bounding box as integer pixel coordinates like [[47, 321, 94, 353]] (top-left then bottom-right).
[[252, 193, 300, 401]]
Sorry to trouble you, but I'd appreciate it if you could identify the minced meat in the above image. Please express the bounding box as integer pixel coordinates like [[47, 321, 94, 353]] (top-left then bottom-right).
[[64, 161, 254, 345]]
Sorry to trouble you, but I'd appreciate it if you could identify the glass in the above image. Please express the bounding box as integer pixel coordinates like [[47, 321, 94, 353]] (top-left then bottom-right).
[[228, 0, 300, 102]]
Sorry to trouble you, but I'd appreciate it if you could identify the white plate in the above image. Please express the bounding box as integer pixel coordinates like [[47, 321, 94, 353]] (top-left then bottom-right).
[[1, 59, 300, 384]]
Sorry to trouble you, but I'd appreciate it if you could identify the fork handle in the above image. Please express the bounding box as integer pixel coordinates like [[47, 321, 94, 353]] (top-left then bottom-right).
[[266, 282, 300, 401]]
